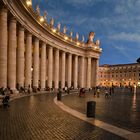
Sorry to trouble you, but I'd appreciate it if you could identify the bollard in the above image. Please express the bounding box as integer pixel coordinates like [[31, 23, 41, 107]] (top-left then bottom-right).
[[87, 101, 96, 118], [57, 90, 62, 101]]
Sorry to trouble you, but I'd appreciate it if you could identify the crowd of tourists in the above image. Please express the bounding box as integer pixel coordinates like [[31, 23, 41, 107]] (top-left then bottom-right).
[[0, 83, 136, 108]]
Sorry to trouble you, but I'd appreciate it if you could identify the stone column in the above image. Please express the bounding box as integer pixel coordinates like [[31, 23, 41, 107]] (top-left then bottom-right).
[[25, 33, 32, 88], [95, 59, 99, 86], [67, 53, 72, 88], [54, 49, 59, 89], [17, 26, 24, 87], [91, 58, 94, 88], [48, 47, 53, 88], [7, 17, 17, 90], [33, 38, 39, 88], [87, 57, 91, 88], [61, 52, 66, 88], [40, 42, 46, 90], [74, 55, 78, 89], [0, 8, 7, 88], [79, 56, 85, 88]]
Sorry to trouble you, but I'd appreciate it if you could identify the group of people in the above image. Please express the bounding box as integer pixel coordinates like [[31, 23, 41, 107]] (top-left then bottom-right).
[[0, 87, 13, 108], [104, 87, 115, 98], [78, 86, 115, 98], [79, 88, 86, 97]]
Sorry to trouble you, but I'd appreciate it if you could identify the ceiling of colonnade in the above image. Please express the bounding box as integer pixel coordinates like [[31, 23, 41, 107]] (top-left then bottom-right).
[[32, 0, 140, 65]]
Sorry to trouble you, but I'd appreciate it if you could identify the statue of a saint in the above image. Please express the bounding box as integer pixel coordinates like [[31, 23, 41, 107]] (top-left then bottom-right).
[[70, 30, 73, 37], [82, 35, 85, 42], [63, 26, 67, 34], [36, 5, 40, 15], [76, 32, 79, 40], [50, 17, 54, 27], [43, 11, 48, 20], [96, 39, 100, 46], [57, 22, 61, 31], [87, 31, 95, 44]]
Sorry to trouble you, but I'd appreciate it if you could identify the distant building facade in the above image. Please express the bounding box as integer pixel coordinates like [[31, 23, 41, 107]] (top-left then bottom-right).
[[98, 63, 140, 87]]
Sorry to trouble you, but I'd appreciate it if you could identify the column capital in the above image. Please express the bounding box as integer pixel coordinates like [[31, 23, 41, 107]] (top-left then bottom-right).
[[74, 55, 78, 58], [62, 51, 66, 54], [48, 45, 53, 49], [55, 48, 59, 52], [88, 57, 91, 59], [9, 16, 17, 23], [80, 55, 85, 58], [68, 53, 72, 56], [27, 32, 32, 37], [41, 41, 46, 46], [0, 7, 8, 13], [19, 26, 24, 31], [34, 37, 39, 42]]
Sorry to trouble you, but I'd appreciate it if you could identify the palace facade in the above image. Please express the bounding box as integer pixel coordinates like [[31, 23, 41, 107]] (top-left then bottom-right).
[[0, 0, 102, 91], [98, 63, 140, 87]]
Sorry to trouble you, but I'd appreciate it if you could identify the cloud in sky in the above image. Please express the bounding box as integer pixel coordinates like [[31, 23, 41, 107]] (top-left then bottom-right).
[[64, 0, 95, 7], [114, 45, 132, 60], [108, 32, 140, 43]]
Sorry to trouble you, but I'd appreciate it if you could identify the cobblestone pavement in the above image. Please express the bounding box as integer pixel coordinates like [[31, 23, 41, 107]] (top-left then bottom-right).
[[0, 93, 125, 140], [62, 91, 140, 132]]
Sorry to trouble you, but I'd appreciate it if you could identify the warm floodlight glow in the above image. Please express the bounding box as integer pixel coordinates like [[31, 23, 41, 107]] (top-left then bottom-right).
[[31, 67, 33, 71], [26, 0, 32, 6], [94, 46, 97, 49], [52, 28, 56, 33], [40, 17, 44, 23], [64, 36, 68, 40], [77, 42, 80, 46]]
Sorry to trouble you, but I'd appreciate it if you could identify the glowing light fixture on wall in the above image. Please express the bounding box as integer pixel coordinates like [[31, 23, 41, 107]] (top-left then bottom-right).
[[64, 36, 68, 40], [26, 0, 32, 6], [76, 42, 80, 46], [52, 28, 56, 33], [40, 17, 44, 23]]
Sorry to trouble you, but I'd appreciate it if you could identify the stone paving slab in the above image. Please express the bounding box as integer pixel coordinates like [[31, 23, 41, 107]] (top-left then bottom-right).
[[62, 92, 140, 132], [0, 93, 125, 140]]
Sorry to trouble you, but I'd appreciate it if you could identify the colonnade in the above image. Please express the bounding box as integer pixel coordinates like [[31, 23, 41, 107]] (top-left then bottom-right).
[[0, 7, 99, 91]]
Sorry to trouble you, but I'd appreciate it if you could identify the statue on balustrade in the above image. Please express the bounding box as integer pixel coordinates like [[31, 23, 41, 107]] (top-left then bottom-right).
[[70, 30, 73, 37], [87, 31, 95, 45], [50, 17, 54, 27], [36, 5, 40, 16], [96, 39, 100, 46], [63, 26, 67, 34], [76, 32, 79, 41], [57, 22, 61, 31], [82, 35, 85, 42], [43, 11, 48, 21]]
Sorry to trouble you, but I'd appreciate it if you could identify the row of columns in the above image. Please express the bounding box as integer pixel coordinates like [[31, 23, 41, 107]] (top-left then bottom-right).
[[0, 8, 99, 91]]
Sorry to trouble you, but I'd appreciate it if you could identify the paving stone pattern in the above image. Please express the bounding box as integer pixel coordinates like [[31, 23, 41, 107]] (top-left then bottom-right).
[[63, 90, 140, 132], [0, 93, 125, 140]]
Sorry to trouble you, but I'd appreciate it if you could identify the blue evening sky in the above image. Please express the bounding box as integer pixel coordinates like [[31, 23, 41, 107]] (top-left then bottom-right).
[[32, 0, 140, 65]]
